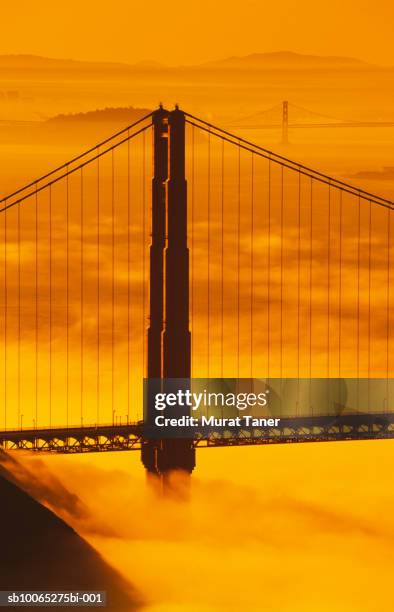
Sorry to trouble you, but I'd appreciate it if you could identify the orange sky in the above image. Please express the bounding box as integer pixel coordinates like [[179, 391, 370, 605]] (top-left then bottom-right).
[[3, 0, 394, 66]]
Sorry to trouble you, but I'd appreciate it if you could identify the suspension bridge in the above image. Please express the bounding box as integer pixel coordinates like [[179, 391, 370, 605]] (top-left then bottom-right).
[[229, 101, 394, 144], [0, 105, 393, 477]]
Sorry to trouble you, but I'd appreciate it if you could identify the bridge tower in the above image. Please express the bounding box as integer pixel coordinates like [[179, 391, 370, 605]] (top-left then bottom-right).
[[282, 100, 289, 145], [141, 107, 195, 482]]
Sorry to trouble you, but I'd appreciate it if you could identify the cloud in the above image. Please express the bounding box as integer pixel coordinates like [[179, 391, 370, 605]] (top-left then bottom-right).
[[0, 450, 88, 522], [12, 450, 394, 612]]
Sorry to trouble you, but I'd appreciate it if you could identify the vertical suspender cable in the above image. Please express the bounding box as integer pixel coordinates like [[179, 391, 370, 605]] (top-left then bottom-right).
[[280, 166, 284, 414], [368, 200, 372, 408], [387, 207, 391, 408], [126, 135, 130, 422], [237, 144, 241, 377], [327, 184, 331, 378], [280, 167, 284, 379], [338, 191, 343, 377], [207, 130, 211, 377], [191, 125, 195, 372], [267, 158, 271, 378], [49, 185, 52, 427], [338, 190, 343, 412], [97, 154, 100, 424], [35, 188, 38, 428], [142, 131, 146, 390], [80, 170, 84, 426], [250, 153, 254, 377], [220, 138, 224, 377], [17, 202, 21, 427], [111, 150, 115, 422], [357, 195, 361, 409], [296, 172, 301, 411], [66, 170, 69, 427], [309, 179, 313, 411], [66, 171, 69, 426], [3, 200, 6, 430], [297, 173, 301, 381]]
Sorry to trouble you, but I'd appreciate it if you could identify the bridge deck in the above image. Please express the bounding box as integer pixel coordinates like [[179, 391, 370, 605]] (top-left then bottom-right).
[[1, 413, 394, 453]]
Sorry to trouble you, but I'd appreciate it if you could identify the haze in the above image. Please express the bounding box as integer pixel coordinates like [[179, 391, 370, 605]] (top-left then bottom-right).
[[3, 0, 394, 66]]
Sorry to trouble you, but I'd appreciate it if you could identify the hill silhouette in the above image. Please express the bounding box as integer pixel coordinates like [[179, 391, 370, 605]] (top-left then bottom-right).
[[0, 54, 165, 72], [0, 464, 141, 611], [46, 106, 151, 125], [0, 106, 154, 146], [0, 51, 379, 76], [199, 51, 371, 70]]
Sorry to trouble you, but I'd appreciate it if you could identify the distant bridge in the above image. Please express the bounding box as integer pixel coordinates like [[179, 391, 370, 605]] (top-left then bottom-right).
[[229, 101, 394, 143]]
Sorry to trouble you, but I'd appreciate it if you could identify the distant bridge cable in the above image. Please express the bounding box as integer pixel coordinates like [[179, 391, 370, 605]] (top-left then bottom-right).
[[288, 102, 358, 124], [236, 103, 284, 121]]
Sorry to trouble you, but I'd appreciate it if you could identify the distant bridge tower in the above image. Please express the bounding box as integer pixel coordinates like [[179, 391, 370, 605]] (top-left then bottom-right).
[[282, 100, 289, 145], [141, 107, 195, 483]]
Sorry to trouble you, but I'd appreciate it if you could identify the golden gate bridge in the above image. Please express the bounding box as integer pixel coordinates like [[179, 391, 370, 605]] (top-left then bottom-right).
[[0, 106, 393, 478]]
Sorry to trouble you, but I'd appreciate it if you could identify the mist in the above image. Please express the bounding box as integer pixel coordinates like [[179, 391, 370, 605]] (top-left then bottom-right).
[[2, 440, 394, 611]]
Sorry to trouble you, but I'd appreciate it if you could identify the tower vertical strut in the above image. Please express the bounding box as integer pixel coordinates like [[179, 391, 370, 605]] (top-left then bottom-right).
[[148, 107, 168, 378], [141, 107, 195, 480]]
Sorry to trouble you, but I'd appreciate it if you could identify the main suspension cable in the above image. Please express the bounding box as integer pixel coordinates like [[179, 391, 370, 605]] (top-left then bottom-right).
[[0, 113, 153, 206], [0, 123, 152, 214], [185, 116, 393, 209]]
